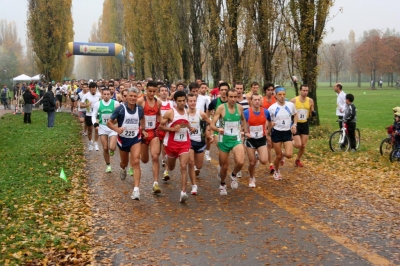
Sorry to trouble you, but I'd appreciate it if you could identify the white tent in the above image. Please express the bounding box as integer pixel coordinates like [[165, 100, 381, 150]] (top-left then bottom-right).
[[13, 74, 32, 81], [31, 74, 41, 81]]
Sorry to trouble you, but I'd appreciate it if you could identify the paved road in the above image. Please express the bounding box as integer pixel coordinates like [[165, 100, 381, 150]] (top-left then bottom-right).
[[85, 137, 399, 265]]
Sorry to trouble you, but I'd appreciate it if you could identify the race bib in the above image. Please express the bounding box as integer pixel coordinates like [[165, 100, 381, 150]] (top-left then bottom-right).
[[120, 125, 139, 138], [297, 109, 308, 120], [224, 121, 239, 136], [102, 114, 111, 124], [190, 121, 201, 137], [249, 125, 263, 139], [145, 115, 157, 129], [174, 128, 188, 142]]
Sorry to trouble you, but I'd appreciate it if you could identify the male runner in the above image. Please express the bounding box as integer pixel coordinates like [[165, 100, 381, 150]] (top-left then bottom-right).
[[197, 82, 212, 161], [234, 81, 249, 178], [244, 93, 271, 187], [77, 83, 89, 136], [187, 93, 212, 194], [246, 81, 260, 107], [268, 87, 297, 180], [262, 83, 277, 173], [290, 84, 315, 167], [159, 90, 193, 203], [107, 87, 145, 200], [137, 80, 162, 194], [92, 87, 119, 172], [210, 89, 248, 195]]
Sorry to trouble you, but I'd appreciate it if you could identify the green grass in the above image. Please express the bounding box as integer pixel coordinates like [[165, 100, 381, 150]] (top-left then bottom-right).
[[0, 111, 90, 264]]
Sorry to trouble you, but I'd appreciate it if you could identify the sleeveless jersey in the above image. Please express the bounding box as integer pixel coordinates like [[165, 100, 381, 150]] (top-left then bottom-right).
[[119, 104, 140, 139], [188, 109, 207, 142], [294, 97, 310, 123], [247, 107, 267, 139], [268, 102, 297, 131], [143, 96, 159, 130], [163, 108, 191, 149], [160, 100, 173, 118], [219, 103, 241, 143], [262, 96, 276, 109], [99, 99, 116, 125]]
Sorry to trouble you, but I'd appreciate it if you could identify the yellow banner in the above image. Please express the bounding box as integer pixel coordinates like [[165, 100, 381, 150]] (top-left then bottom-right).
[[79, 45, 109, 54]]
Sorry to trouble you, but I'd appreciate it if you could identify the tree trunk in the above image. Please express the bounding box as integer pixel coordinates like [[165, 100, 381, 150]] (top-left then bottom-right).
[[329, 71, 332, 87], [182, 48, 191, 82], [190, 0, 202, 79], [357, 72, 361, 87]]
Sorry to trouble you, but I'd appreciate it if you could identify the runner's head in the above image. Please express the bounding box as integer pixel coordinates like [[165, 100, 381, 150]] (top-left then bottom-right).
[[146, 80, 158, 99], [227, 89, 238, 106], [334, 83, 342, 93], [250, 92, 261, 109], [170, 83, 177, 93], [300, 84, 309, 98], [251, 82, 259, 94], [199, 82, 208, 95], [174, 90, 187, 110], [89, 82, 97, 95], [108, 82, 115, 94], [187, 93, 197, 109], [218, 82, 230, 98], [176, 82, 185, 91], [127, 87, 139, 105], [275, 87, 286, 104], [102, 87, 111, 102], [159, 85, 169, 100], [82, 82, 88, 92], [263, 83, 274, 96], [234, 82, 244, 96], [189, 82, 199, 97]]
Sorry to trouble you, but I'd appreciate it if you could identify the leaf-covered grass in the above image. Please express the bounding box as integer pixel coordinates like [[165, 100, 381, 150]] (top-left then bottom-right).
[[0, 111, 91, 264]]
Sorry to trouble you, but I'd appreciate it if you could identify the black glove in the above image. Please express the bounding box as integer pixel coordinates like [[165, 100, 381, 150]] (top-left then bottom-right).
[[94, 123, 99, 128], [311, 111, 317, 117]]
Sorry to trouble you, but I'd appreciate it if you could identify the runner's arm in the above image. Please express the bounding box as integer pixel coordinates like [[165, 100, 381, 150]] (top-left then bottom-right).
[[91, 102, 100, 125], [210, 105, 223, 133]]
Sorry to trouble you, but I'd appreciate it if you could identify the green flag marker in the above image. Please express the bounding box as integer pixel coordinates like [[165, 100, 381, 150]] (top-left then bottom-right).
[[60, 168, 67, 182]]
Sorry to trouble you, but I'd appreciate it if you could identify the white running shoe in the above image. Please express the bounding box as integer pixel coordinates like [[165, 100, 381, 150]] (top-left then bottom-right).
[[219, 184, 228, 195], [88, 141, 93, 151], [230, 173, 238, 189], [191, 185, 198, 195], [180, 191, 188, 203], [94, 142, 99, 151], [249, 177, 256, 188], [236, 171, 242, 178], [131, 189, 140, 200], [194, 166, 200, 176], [205, 153, 211, 161], [274, 171, 282, 181]]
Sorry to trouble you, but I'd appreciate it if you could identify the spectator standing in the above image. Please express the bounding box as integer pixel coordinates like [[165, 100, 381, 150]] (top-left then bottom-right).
[[42, 86, 56, 128], [22, 87, 34, 124], [334, 83, 346, 129]]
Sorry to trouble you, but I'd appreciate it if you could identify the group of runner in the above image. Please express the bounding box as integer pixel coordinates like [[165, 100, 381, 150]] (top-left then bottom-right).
[[74, 79, 315, 203]]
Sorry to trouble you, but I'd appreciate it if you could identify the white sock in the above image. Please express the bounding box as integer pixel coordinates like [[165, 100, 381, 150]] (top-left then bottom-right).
[[134, 187, 139, 191], [154, 182, 158, 185], [205, 150, 209, 155]]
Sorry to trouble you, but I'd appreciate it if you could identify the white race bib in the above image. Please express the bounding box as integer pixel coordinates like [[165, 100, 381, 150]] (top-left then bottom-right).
[[189, 121, 201, 136], [102, 114, 111, 124], [174, 127, 188, 142], [297, 109, 308, 120], [121, 125, 139, 138], [224, 121, 239, 136], [145, 115, 157, 129], [249, 125, 263, 139]]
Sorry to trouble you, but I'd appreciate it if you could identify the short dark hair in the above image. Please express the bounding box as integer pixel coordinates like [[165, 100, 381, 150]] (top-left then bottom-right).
[[336, 83, 343, 90], [251, 92, 261, 100], [300, 84, 309, 90], [251, 81, 260, 87], [102, 87, 110, 91], [200, 82, 208, 87], [189, 82, 199, 91], [158, 85, 168, 92], [147, 80, 158, 88], [174, 90, 187, 101], [187, 93, 196, 99], [263, 83, 274, 93], [218, 82, 230, 90], [82, 82, 89, 87], [233, 81, 243, 88], [346, 94, 354, 102], [227, 88, 237, 96]]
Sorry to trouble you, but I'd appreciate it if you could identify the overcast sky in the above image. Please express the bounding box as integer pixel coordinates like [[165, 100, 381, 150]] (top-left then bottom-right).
[[0, 0, 399, 48]]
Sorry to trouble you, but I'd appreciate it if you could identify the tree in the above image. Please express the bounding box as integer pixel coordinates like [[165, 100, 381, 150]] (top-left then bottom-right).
[[0, 19, 23, 81], [27, 0, 74, 82], [284, 0, 333, 125]]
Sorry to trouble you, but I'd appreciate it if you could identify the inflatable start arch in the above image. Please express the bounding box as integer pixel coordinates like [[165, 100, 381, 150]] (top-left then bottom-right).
[[66, 42, 134, 63]]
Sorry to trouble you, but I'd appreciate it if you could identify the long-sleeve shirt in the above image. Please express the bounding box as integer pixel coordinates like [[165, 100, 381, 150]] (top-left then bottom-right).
[[336, 91, 346, 116], [343, 103, 356, 123]]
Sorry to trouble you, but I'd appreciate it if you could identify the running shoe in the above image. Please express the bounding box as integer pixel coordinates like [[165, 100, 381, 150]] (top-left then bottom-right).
[[128, 167, 133, 176], [205, 153, 212, 161], [161, 159, 165, 167], [249, 177, 256, 188], [105, 165, 112, 173], [280, 158, 285, 166], [194, 166, 200, 176], [94, 142, 99, 151], [269, 165, 275, 174], [219, 184, 228, 195], [255, 152, 259, 161], [180, 191, 188, 203], [230, 172, 238, 189], [88, 142, 93, 151], [153, 183, 161, 194], [295, 159, 304, 167], [236, 171, 242, 178], [131, 189, 140, 200], [273, 171, 282, 181], [191, 185, 198, 195], [120, 168, 127, 180], [163, 170, 170, 181], [110, 150, 114, 156], [83, 131, 88, 136]]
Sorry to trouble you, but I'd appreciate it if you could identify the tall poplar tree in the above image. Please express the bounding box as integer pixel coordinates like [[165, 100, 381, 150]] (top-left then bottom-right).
[[27, 0, 74, 82]]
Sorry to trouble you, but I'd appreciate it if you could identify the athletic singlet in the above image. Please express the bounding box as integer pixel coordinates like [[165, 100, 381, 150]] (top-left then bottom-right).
[[119, 104, 140, 139], [99, 99, 116, 125], [262, 96, 276, 109], [268, 102, 297, 131], [219, 103, 241, 143], [294, 97, 310, 123], [160, 100, 173, 118], [163, 108, 191, 149], [143, 96, 159, 130], [247, 107, 268, 139], [188, 109, 204, 142]]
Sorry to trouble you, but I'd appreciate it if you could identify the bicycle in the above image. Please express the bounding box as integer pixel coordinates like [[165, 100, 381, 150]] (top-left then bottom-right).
[[379, 125, 395, 156], [390, 147, 400, 163], [329, 120, 360, 152]]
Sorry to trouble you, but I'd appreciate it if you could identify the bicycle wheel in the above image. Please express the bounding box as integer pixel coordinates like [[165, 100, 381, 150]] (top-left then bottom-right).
[[389, 148, 400, 163], [329, 131, 349, 152], [379, 137, 392, 156], [355, 128, 360, 150]]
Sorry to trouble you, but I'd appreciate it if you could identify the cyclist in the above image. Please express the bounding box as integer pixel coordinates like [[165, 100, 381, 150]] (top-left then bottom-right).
[[343, 94, 357, 152]]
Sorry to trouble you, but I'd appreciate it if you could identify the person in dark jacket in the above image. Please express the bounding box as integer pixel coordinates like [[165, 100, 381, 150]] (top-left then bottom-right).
[[343, 94, 357, 151], [22, 87, 34, 124], [42, 87, 56, 128]]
